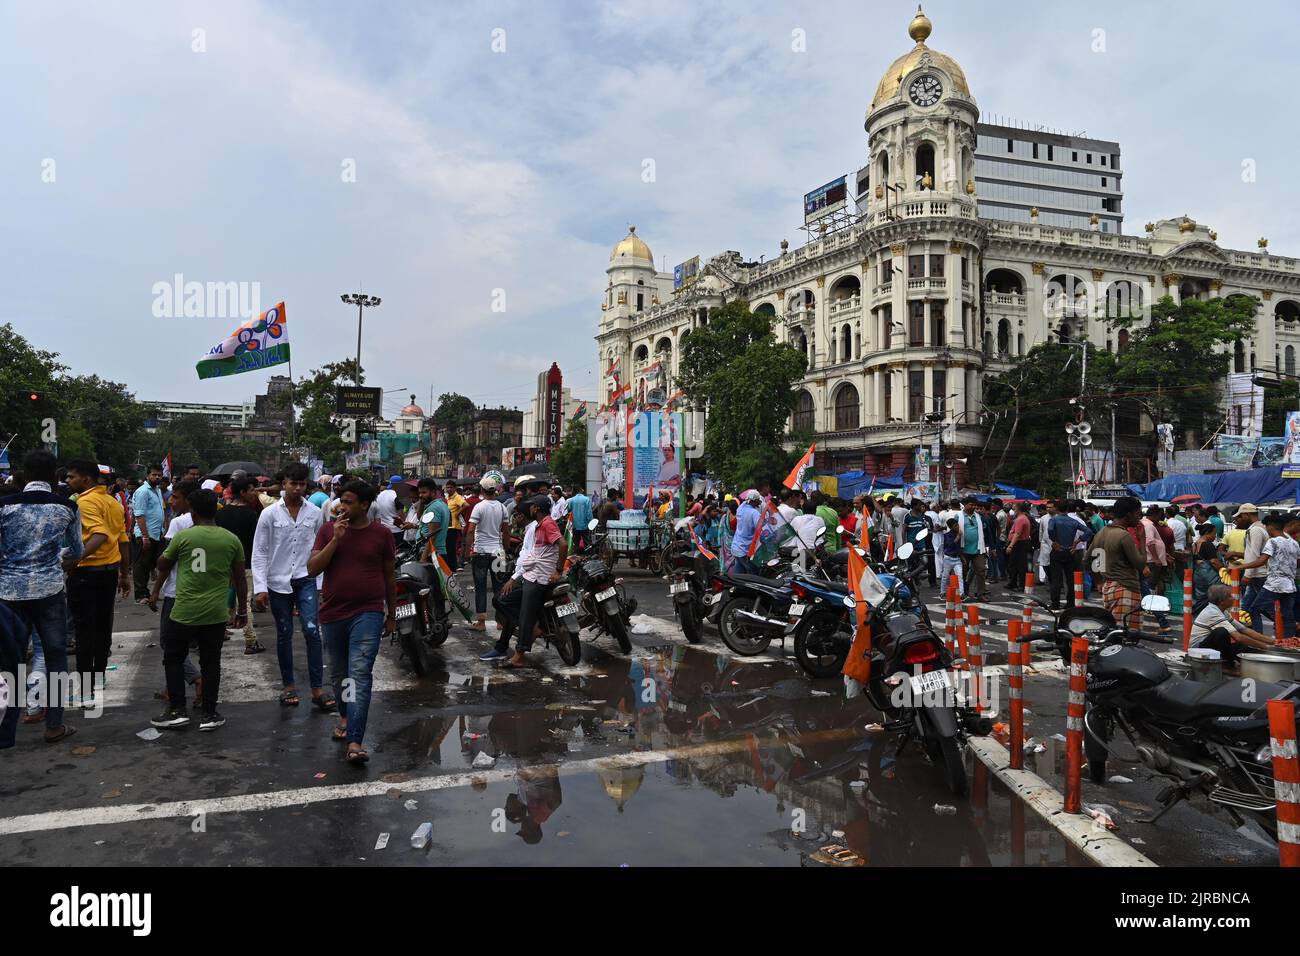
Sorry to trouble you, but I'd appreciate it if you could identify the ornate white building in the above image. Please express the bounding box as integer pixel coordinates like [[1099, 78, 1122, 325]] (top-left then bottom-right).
[[595, 7, 1300, 476]]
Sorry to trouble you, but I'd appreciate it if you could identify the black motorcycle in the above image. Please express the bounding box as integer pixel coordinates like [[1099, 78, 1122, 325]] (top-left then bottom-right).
[[665, 520, 714, 645], [858, 562, 990, 797], [496, 556, 587, 666], [569, 521, 636, 654], [393, 541, 450, 676], [1053, 594, 1300, 839]]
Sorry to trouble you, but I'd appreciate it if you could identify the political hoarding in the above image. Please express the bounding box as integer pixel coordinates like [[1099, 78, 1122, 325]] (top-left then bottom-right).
[[625, 408, 683, 504], [1285, 412, 1300, 464], [673, 256, 700, 291], [804, 176, 848, 225]]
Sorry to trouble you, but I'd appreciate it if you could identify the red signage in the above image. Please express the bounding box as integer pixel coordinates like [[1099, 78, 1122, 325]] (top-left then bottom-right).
[[545, 362, 563, 452]]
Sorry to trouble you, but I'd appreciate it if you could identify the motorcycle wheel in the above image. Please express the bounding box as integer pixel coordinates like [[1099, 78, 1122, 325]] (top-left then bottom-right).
[[937, 734, 969, 797], [425, 608, 450, 649], [793, 612, 850, 678], [678, 600, 704, 644], [1084, 709, 1111, 784], [400, 629, 437, 677], [604, 611, 633, 654], [555, 628, 583, 666], [718, 597, 772, 656]]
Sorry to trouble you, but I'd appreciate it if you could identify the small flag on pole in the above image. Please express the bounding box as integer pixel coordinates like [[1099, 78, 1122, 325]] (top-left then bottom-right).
[[784, 442, 816, 490], [161, 453, 172, 481]]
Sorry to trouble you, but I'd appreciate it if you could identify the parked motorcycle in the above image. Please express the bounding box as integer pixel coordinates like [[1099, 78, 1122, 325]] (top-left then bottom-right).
[[712, 530, 830, 656], [1065, 594, 1300, 840], [665, 519, 714, 644], [495, 555, 587, 666], [856, 558, 989, 796], [569, 520, 637, 654], [392, 540, 450, 676]]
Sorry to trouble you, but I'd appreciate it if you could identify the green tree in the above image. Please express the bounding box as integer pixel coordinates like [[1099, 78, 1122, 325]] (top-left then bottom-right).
[[729, 444, 802, 493], [0, 323, 67, 461], [54, 374, 152, 467], [294, 359, 363, 471], [550, 418, 587, 490], [1107, 294, 1257, 445], [677, 299, 807, 484], [432, 392, 476, 461]]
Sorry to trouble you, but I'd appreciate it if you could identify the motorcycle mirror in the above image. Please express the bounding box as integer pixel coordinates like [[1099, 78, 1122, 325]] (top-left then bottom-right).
[[897, 542, 914, 560], [588, 519, 600, 532], [836, 525, 847, 535], [816, 527, 826, 540], [766, 558, 781, 567], [914, 528, 929, 541], [1140, 594, 1171, 613], [420, 511, 436, 524]]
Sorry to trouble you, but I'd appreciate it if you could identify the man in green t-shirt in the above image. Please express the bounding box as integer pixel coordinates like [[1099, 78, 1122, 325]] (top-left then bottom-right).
[[420, 482, 452, 561], [812, 493, 841, 550], [148, 488, 246, 731]]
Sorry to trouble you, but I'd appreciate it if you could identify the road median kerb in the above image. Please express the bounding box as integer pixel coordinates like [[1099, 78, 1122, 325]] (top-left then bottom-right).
[[967, 735, 1158, 867]]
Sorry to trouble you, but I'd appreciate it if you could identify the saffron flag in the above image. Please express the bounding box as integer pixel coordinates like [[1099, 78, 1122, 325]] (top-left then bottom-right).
[[842, 546, 874, 684], [746, 498, 777, 559], [195, 302, 289, 380], [687, 523, 717, 561], [784, 442, 816, 490], [608, 382, 631, 404]]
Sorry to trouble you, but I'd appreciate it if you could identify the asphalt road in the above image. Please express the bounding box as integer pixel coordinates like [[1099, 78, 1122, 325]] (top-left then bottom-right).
[[0, 565, 1277, 867]]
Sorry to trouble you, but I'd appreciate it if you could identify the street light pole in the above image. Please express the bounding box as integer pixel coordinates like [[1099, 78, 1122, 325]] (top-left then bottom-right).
[[339, 292, 382, 384]]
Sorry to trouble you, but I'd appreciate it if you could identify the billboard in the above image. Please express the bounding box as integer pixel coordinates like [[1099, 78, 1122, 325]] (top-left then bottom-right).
[[1284, 412, 1300, 464], [804, 175, 848, 224], [625, 409, 683, 503], [502, 447, 548, 471], [673, 256, 700, 291], [544, 363, 563, 452], [336, 386, 383, 417], [1223, 372, 1264, 438]]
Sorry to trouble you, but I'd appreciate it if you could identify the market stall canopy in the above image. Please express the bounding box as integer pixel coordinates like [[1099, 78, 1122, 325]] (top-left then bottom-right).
[[1127, 466, 1298, 506]]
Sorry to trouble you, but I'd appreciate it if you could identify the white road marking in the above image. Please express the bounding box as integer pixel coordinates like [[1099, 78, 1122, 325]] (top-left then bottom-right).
[[0, 729, 860, 837]]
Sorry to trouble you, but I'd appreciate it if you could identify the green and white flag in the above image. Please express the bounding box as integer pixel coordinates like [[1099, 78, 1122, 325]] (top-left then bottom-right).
[[196, 301, 290, 380]]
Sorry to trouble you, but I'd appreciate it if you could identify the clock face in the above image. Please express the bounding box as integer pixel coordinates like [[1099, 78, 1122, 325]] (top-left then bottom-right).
[[909, 74, 942, 107]]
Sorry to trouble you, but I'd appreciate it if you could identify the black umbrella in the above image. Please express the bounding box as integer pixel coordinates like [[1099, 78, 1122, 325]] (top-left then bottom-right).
[[207, 460, 266, 479]]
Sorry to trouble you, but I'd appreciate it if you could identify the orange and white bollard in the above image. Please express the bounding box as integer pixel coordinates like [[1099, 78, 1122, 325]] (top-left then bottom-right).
[[1021, 572, 1034, 660], [1267, 698, 1300, 867], [1064, 637, 1089, 814], [1073, 569, 1084, 607], [957, 622, 969, 663], [1008, 619, 1024, 770], [966, 605, 983, 714], [886, 534, 895, 562], [1182, 568, 1193, 652], [944, 579, 958, 655]]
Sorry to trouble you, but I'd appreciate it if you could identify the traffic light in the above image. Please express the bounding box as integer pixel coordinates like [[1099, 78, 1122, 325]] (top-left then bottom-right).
[[28, 392, 39, 402]]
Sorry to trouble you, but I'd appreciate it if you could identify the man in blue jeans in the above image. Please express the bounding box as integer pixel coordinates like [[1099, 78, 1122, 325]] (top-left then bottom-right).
[[0, 450, 83, 743], [1236, 514, 1298, 640], [309, 480, 397, 764], [252, 461, 332, 710]]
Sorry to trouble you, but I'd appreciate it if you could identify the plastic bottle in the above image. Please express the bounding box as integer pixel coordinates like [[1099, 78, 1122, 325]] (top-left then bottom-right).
[[410, 822, 432, 849]]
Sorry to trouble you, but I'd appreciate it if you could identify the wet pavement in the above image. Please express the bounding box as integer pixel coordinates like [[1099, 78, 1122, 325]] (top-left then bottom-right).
[[0, 570, 1275, 866]]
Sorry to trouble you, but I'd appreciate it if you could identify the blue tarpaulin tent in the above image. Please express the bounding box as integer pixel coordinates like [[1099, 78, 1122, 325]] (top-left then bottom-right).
[[835, 467, 905, 497], [994, 482, 1040, 500], [1126, 465, 1298, 505]]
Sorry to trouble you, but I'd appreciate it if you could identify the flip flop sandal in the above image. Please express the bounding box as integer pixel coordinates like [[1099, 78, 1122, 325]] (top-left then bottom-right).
[[44, 726, 76, 743], [313, 695, 337, 712], [346, 748, 369, 764], [22, 709, 46, 725], [332, 725, 349, 742], [244, 641, 268, 655], [280, 690, 301, 706]]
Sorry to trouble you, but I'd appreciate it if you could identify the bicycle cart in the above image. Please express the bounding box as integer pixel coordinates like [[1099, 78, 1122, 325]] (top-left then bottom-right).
[[602, 517, 675, 573]]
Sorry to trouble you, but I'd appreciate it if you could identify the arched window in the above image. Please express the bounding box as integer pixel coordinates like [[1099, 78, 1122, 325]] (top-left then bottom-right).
[[915, 143, 936, 190], [984, 331, 993, 356], [834, 384, 860, 430], [997, 319, 1010, 354], [1105, 281, 1143, 319], [841, 325, 852, 361], [634, 344, 649, 362], [793, 391, 815, 433], [1286, 346, 1295, 378], [1017, 333, 1025, 355], [1234, 340, 1246, 374], [1118, 329, 1129, 352]]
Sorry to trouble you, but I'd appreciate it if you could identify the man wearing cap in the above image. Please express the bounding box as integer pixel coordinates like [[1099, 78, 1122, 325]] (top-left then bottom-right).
[[1229, 504, 1269, 629], [465, 476, 510, 632], [369, 475, 404, 545]]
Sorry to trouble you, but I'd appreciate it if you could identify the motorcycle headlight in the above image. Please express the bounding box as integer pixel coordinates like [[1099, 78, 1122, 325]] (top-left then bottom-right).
[[842, 594, 856, 609]]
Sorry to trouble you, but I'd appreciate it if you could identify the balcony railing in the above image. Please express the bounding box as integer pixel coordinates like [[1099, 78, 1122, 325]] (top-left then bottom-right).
[[785, 308, 814, 326], [983, 291, 1026, 310], [827, 294, 862, 317]]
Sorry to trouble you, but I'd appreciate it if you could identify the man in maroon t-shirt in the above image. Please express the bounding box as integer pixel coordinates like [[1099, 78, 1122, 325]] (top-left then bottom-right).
[[308, 479, 397, 765]]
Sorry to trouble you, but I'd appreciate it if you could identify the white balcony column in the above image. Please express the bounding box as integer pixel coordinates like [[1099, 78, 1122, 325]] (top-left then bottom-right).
[[1257, 296, 1276, 372], [1025, 267, 1047, 350], [889, 246, 907, 349], [947, 246, 963, 347]]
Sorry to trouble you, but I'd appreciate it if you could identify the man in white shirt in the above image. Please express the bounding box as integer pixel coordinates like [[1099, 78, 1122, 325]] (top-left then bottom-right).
[[370, 476, 403, 543], [251, 462, 328, 708], [890, 499, 909, 547], [465, 476, 510, 632], [1191, 582, 1273, 665], [549, 484, 569, 524], [481, 500, 539, 661]]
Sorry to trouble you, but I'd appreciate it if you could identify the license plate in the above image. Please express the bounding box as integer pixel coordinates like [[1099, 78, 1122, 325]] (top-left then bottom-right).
[[395, 603, 416, 619], [596, 587, 617, 602], [909, 670, 951, 696], [669, 582, 690, 595], [555, 602, 578, 618], [788, 603, 805, 617]]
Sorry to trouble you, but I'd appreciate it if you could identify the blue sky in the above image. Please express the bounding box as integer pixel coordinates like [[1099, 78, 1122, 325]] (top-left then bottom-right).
[[2, 0, 1295, 419]]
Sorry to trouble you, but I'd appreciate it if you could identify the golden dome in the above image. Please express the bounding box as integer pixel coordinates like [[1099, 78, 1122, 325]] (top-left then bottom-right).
[[871, 5, 970, 110], [610, 225, 653, 263]]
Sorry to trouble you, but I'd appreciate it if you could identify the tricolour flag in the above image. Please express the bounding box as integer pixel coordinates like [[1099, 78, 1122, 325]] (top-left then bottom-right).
[[687, 523, 716, 561], [196, 302, 290, 380], [784, 442, 816, 490], [842, 546, 875, 686], [570, 402, 588, 422], [161, 453, 172, 480], [746, 497, 778, 559], [608, 382, 631, 404]]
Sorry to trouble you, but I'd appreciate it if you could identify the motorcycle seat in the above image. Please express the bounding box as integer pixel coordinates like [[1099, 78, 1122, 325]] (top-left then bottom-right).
[[726, 573, 783, 588], [1132, 676, 1292, 723]]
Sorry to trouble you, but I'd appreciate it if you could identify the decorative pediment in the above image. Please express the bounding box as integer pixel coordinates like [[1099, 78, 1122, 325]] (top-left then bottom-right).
[[1164, 240, 1230, 265]]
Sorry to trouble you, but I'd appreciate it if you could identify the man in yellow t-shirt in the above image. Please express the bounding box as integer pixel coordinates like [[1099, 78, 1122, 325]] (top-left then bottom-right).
[[65, 461, 130, 700], [444, 481, 466, 571]]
